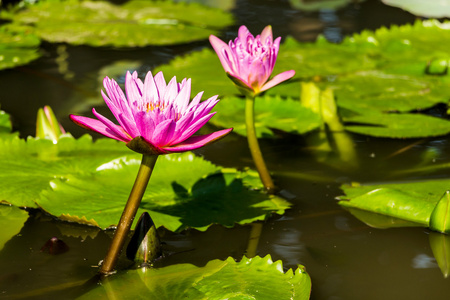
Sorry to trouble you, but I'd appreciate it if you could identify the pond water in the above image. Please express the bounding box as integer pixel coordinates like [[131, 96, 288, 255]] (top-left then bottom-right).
[[1, 0, 450, 299]]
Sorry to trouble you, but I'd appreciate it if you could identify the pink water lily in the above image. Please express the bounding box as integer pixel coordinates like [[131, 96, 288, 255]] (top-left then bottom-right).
[[209, 25, 295, 96], [70, 71, 232, 155]]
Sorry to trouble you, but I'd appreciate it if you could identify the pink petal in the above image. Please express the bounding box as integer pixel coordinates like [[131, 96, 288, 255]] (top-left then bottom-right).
[[125, 71, 143, 107], [143, 71, 159, 104], [238, 25, 251, 47], [92, 108, 132, 141], [260, 25, 273, 45], [134, 111, 156, 142], [209, 35, 234, 74], [152, 119, 176, 146], [171, 112, 216, 145], [174, 78, 191, 112], [260, 70, 296, 92], [70, 115, 130, 142], [187, 91, 204, 111], [163, 76, 178, 105], [164, 128, 233, 153], [154, 71, 167, 96]]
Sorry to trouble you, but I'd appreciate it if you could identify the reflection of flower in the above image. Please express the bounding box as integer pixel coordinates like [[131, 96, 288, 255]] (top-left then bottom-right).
[[209, 25, 295, 96], [70, 71, 232, 154]]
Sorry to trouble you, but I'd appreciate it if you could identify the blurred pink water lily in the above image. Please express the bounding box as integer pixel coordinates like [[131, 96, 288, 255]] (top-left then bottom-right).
[[70, 71, 232, 155], [209, 25, 295, 96]]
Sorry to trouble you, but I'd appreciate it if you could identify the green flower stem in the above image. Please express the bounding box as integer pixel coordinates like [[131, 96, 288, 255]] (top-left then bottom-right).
[[100, 154, 158, 275], [245, 96, 275, 193]]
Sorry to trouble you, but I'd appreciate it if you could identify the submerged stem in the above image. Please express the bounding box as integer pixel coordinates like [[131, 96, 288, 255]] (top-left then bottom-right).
[[245, 96, 275, 193], [99, 154, 158, 275]]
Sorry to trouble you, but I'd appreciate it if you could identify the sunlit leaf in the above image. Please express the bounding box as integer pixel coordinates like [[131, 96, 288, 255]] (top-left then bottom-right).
[[37, 153, 291, 231], [78, 255, 311, 300], [0, 24, 41, 70], [339, 179, 450, 227], [1, 0, 234, 47], [0, 205, 28, 252], [210, 95, 322, 137], [0, 135, 130, 208], [382, 0, 450, 18], [429, 191, 450, 234]]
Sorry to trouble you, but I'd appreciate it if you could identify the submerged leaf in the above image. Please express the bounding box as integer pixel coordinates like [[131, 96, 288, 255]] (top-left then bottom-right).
[[78, 255, 311, 300], [0, 205, 28, 252]]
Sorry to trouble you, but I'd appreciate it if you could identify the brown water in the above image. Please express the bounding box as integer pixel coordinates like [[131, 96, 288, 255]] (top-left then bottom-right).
[[2, 0, 450, 299]]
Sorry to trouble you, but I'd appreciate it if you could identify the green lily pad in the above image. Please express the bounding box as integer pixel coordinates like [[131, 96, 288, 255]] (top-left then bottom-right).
[[383, 0, 450, 18], [1, 0, 234, 47], [210, 95, 322, 137], [0, 205, 28, 252], [37, 153, 291, 231], [289, 0, 365, 11], [155, 36, 376, 99], [338, 179, 450, 226], [343, 112, 450, 138], [78, 255, 311, 300], [0, 135, 130, 208], [334, 71, 450, 114], [156, 20, 450, 139], [0, 24, 41, 70]]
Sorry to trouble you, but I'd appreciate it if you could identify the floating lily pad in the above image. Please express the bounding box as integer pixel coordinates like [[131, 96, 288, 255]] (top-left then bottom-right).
[[38, 153, 291, 231], [0, 134, 289, 231], [382, 0, 450, 18], [210, 95, 322, 137], [338, 179, 450, 226], [0, 24, 41, 70], [1, 0, 234, 47], [0, 135, 130, 208], [156, 20, 450, 139], [289, 0, 365, 11], [78, 255, 311, 300], [334, 71, 450, 114], [0, 205, 28, 252], [343, 112, 450, 138]]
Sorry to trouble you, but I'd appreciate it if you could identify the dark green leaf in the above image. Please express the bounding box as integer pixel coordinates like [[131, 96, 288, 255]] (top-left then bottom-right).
[[2, 0, 234, 47]]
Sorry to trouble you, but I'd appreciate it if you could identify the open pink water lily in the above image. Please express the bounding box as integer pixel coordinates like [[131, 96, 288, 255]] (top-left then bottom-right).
[[70, 71, 232, 155], [209, 25, 295, 96]]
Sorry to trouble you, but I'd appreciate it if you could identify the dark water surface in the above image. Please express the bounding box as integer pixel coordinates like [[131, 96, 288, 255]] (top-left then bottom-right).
[[2, 0, 450, 299]]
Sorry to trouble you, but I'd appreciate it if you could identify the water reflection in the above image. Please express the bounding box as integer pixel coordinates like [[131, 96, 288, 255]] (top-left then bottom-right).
[[412, 253, 438, 269]]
